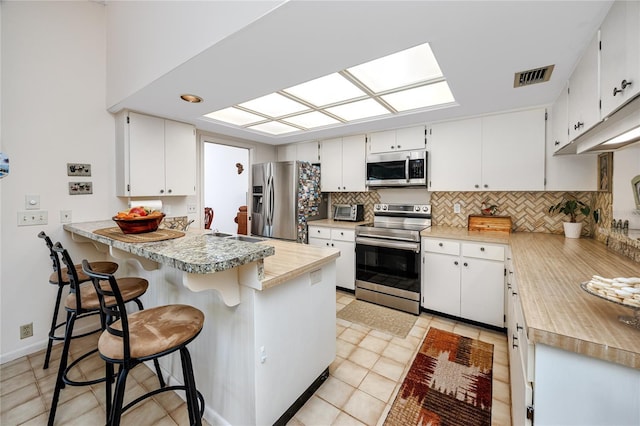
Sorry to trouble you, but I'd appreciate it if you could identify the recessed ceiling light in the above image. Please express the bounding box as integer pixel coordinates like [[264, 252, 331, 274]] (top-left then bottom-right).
[[180, 94, 203, 103]]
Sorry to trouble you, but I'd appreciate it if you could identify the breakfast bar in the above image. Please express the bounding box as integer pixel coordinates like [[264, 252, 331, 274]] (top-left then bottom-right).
[[63, 221, 340, 426]]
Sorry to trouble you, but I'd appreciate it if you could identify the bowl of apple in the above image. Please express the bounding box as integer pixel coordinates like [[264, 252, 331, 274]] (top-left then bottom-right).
[[112, 207, 165, 234]]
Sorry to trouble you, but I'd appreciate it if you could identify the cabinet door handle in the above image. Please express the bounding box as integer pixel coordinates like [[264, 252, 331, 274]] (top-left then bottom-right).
[[480, 247, 485, 252], [512, 334, 519, 349], [483, 184, 488, 188], [454, 261, 459, 266], [574, 121, 584, 130], [167, 189, 172, 194], [554, 140, 560, 146], [613, 87, 623, 96], [438, 242, 443, 247], [463, 262, 468, 267], [474, 184, 479, 188], [517, 323, 523, 332], [621, 79, 632, 90], [160, 189, 165, 194], [397, 144, 401, 149]]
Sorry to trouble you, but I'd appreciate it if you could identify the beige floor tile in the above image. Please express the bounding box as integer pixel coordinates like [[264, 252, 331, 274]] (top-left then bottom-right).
[[453, 323, 481, 339], [121, 398, 168, 425], [337, 296, 354, 306], [287, 415, 305, 426], [408, 325, 427, 339], [295, 395, 340, 426], [39, 371, 91, 410], [493, 378, 511, 405], [349, 323, 371, 334], [315, 376, 356, 409], [329, 356, 345, 375], [0, 357, 32, 383], [480, 329, 509, 346], [168, 402, 211, 426], [54, 391, 100, 425], [358, 372, 396, 404], [348, 347, 379, 370], [358, 335, 388, 354], [415, 315, 433, 328], [491, 398, 512, 426], [371, 357, 404, 382], [332, 360, 368, 388], [493, 346, 509, 367], [375, 404, 393, 426], [332, 411, 367, 426], [493, 362, 510, 383], [336, 318, 352, 328], [0, 383, 40, 413], [1, 370, 37, 398], [340, 328, 367, 345], [367, 329, 393, 342], [336, 324, 347, 337], [336, 302, 346, 312], [65, 405, 107, 425], [19, 411, 48, 425], [336, 338, 357, 359], [0, 394, 46, 426], [427, 318, 456, 331], [381, 342, 414, 365], [150, 414, 180, 426], [342, 389, 386, 426]]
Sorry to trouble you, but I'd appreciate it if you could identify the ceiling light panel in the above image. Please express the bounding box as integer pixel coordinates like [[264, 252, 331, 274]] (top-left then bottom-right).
[[248, 121, 300, 135], [239, 93, 308, 117], [381, 81, 455, 112], [204, 107, 265, 126], [283, 73, 366, 107], [347, 43, 444, 93], [325, 98, 392, 121], [284, 111, 340, 128]]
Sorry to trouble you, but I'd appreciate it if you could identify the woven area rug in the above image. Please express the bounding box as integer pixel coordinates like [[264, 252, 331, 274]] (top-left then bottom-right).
[[93, 227, 185, 243], [336, 300, 417, 338], [384, 328, 494, 426]]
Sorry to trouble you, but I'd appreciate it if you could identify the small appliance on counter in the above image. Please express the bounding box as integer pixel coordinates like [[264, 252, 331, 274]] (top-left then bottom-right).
[[333, 204, 364, 222]]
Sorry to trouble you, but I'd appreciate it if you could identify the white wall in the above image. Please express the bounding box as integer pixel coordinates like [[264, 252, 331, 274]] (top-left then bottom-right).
[[0, 2, 116, 361], [613, 143, 640, 229]]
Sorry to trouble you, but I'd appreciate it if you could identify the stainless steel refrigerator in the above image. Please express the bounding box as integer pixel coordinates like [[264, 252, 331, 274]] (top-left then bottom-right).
[[251, 161, 326, 242]]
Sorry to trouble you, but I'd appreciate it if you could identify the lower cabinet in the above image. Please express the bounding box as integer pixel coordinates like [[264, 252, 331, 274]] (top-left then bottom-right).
[[422, 237, 505, 328], [308, 226, 355, 290]]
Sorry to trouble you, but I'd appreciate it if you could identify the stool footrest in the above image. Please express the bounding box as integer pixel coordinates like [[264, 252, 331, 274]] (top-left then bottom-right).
[[121, 385, 205, 419], [62, 348, 115, 387]]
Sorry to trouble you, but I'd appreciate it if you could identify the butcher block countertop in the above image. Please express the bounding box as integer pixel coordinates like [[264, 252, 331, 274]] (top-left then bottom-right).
[[421, 226, 640, 369], [307, 219, 368, 229]]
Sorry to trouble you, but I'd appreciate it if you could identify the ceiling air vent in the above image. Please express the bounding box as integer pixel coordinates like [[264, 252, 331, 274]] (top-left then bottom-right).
[[514, 65, 555, 88]]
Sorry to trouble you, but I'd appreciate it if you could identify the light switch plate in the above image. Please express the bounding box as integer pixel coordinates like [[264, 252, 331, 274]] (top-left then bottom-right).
[[25, 194, 40, 210], [18, 211, 48, 226], [69, 182, 92, 195], [60, 210, 72, 223]]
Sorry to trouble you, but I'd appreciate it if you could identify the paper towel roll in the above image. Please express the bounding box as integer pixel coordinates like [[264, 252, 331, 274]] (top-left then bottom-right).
[[128, 199, 163, 211]]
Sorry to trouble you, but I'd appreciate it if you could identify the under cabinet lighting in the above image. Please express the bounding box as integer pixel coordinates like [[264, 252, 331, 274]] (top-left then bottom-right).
[[603, 126, 640, 145], [203, 41, 455, 136]]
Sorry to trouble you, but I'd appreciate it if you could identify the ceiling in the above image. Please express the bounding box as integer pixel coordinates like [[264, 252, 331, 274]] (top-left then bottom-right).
[[109, 0, 614, 145]]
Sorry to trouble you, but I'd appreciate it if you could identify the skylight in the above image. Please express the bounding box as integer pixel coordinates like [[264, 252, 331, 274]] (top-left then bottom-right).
[[202, 42, 455, 135]]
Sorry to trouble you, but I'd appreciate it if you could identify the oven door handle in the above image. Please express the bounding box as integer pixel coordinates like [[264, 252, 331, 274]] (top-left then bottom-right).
[[356, 232, 419, 242], [356, 237, 420, 253]]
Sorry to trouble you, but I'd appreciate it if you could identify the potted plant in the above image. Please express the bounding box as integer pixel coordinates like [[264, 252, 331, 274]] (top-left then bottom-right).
[[548, 197, 591, 238]]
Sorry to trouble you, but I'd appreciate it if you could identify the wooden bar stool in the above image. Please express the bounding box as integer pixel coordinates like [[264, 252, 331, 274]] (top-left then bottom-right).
[[82, 259, 205, 426], [38, 231, 119, 369], [47, 242, 164, 426]]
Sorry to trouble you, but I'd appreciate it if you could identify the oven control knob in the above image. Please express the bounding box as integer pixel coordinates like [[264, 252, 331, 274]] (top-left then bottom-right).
[[375, 205, 381, 211], [414, 206, 420, 212], [382, 205, 387, 210], [422, 206, 429, 212]]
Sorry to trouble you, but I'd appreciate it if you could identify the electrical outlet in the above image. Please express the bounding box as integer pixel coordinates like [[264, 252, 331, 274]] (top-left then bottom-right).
[[60, 210, 72, 223], [68, 182, 92, 195], [67, 163, 91, 176], [17, 211, 48, 226], [187, 204, 197, 214], [20, 323, 33, 339], [454, 203, 461, 214]]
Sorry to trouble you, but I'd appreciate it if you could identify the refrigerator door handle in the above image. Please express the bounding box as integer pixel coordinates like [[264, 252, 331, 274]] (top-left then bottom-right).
[[268, 175, 275, 226]]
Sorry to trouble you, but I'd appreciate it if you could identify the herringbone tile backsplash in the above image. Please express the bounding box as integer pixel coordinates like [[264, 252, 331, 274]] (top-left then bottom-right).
[[431, 191, 596, 236]]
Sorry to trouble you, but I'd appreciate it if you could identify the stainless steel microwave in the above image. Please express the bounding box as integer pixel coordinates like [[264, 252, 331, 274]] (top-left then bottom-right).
[[366, 150, 428, 187]]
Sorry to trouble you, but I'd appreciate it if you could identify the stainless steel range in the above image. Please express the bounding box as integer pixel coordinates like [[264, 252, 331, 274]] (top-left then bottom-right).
[[355, 204, 431, 315]]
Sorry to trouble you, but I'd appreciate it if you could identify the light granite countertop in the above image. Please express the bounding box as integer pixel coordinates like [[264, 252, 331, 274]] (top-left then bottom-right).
[[421, 225, 640, 369], [64, 220, 275, 274]]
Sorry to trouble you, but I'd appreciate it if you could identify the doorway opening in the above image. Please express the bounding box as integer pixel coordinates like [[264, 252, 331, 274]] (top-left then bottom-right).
[[203, 142, 250, 234]]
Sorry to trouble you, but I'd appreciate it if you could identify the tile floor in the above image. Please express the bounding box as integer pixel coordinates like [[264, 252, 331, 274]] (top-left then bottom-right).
[[0, 291, 511, 425]]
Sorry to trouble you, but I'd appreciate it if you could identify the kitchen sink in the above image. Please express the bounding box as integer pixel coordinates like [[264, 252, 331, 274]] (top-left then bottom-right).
[[226, 235, 265, 243], [209, 232, 232, 238]]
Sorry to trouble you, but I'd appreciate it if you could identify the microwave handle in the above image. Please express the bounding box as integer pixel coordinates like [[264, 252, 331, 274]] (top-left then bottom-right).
[[405, 156, 410, 183]]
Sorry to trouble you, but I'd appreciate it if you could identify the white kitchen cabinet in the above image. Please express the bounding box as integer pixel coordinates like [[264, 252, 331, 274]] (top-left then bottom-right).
[[551, 84, 570, 153], [422, 237, 505, 328], [277, 141, 319, 163], [428, 118, 482, 191], [599, 0, 640, 119], [320, 135, 366, 192], [481, 108, 545, 191], [116, 111, 196, 197], [429, 108, 545, 191], [568, 32, 601, 141], [367, 126, 426, 154], [308, 226, 355, 290]]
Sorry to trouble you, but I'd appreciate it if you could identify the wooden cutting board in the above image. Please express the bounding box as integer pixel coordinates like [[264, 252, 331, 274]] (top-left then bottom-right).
[[468, 215, 512, 233]]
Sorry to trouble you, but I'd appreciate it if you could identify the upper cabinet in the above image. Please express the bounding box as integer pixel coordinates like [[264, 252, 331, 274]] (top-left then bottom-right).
[[367, 126, 426, 154], [116, 111, 196, 197], [551, 84, 570, 153], [429, 109, 545, 191], [599, 0, 640, 118], [276, 140, 320, 163], [568, 32, 601, 141], [320, 135, 366, 192]]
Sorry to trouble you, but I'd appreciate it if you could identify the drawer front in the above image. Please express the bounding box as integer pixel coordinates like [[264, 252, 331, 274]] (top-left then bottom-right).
[[462, 242, 504, 261], [331, 228, 355, 242], [423, 238, 460, 256], [308, 226, 330, 240]]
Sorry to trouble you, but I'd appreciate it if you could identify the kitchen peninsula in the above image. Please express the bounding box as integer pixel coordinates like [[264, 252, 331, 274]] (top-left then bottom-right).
[[63, 221, 340, 426]]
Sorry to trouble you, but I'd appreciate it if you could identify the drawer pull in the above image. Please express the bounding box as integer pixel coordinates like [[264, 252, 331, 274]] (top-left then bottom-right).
[[480, 247, 485, 252], [454, 261, 459, 266], [438, 242, 443, 247], [516, 323, 523, 332], [512, 334, 519, 349]]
